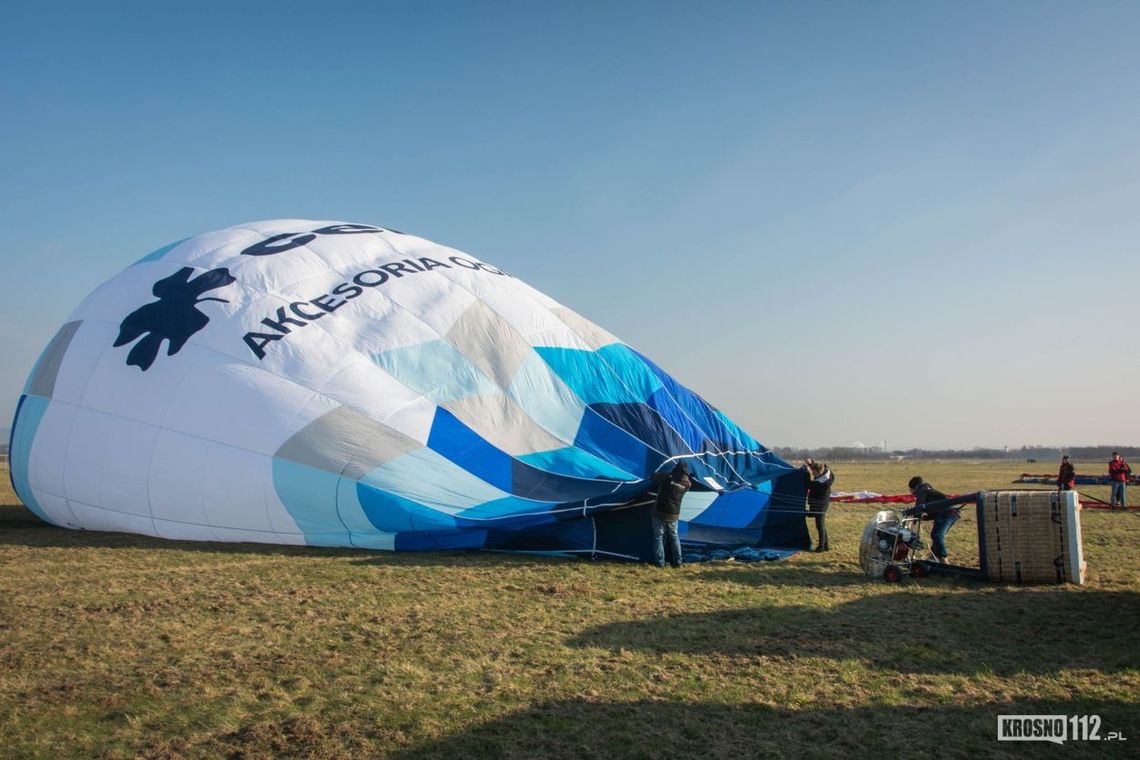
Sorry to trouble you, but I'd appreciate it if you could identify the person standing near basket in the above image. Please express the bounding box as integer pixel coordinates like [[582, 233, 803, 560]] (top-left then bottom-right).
[[1057, 455, 1076, 492], [1109, 452, 1131, 510]]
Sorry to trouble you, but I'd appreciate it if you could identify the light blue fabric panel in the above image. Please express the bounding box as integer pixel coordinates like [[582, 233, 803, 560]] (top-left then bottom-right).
[[595, 344, 667, 403], [505, 352, 584, 444], [9, 394, 53, 524], [372, 340, 500, 404], [455, 495, 561, 524], [24, 321, 81, 398], [272, 459, 351, 544], [131, 238, 188, 266], [518, 447, 638, 481], [357, 447, 507, 513], [335, 475, 396, 549], [534, 347, 660, 405], [677, 490, 719, 521], [356, 482, 462, 533]]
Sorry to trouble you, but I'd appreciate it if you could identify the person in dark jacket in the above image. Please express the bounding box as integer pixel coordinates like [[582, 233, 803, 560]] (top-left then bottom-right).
[[1108, 452, 1131, 510], [1057, 455, 1076, 492], [903, 476, 958, 564], [649, 461, 691, 568], [806, 462, 835, 551]]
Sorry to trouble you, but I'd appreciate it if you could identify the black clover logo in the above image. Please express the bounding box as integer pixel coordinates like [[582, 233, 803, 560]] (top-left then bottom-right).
[[114, 267, 236, 370]]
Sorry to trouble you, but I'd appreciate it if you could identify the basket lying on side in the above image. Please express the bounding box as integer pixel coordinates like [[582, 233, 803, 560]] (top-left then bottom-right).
[[979, 490, 1085, 585]]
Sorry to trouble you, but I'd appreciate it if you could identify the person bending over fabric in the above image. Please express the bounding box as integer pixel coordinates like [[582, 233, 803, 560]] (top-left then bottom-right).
[[806, 462, 835, 551], [650, 461, 691, 568], [903, 476, 959, 565], [1057, 455, 1076, 492]]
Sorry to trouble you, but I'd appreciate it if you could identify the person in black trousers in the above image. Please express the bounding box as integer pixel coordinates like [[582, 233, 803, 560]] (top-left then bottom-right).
[[806, 461, 835, 552]]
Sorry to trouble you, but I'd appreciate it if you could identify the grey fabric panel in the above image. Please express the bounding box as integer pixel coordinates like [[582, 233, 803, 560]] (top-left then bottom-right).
[[446, 393, 564, 456], [27, 321, 82, 398], [446, 300, 533, 390], [550, 307, 618, 350], [275, 405, 422, 479]]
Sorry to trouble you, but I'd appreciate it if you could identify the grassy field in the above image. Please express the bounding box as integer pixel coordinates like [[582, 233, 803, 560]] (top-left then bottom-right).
[[1, 460, 1137, 758]]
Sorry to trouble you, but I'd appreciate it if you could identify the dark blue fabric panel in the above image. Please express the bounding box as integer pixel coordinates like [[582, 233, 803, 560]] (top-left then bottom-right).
[[688, 488, 770, 528], [394, 529, 489, 551], [644, 388, 711, 453], [633, 347, 758, 451], [426, 407, 513, 492], [715, 449, 798, 489], [684, 472, 810, 550], [481, 516, 599, 554], [591, 501, 656, 559], [573, 407, 652, 478], [681, 520, 808, 550], [588, 401, 691, 461], [510, 458, 628, 502]]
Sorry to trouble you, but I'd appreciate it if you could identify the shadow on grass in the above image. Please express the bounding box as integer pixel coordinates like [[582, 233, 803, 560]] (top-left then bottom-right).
[[700, 563, 875, 588], [382, 698, 1136, 760], [0, 504, 599, 569], [568, 589, 1140, 677], [0, 520, 825, 576]]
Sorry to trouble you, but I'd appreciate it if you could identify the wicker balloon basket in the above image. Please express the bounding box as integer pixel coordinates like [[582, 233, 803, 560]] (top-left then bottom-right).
[[978, 490, 1085, 585]]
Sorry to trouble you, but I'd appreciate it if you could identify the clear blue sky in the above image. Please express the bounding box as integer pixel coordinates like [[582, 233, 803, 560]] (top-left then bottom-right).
[[2, 1, 1137, 450]]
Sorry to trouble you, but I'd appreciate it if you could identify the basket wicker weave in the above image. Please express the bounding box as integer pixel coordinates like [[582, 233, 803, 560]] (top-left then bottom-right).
[[979, 490, 1085, 584]]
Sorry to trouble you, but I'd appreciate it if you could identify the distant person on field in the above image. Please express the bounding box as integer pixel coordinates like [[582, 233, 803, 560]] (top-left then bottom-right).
[[1108, 452, 1131, 510], [650, 461, 691, 568], [806, 461, 835, 552], [1057, 455, 1076, 492], [903, 476, 959, 565]]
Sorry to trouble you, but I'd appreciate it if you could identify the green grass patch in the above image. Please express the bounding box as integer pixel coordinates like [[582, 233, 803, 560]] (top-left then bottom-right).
[[1, 461, 1137, 758]]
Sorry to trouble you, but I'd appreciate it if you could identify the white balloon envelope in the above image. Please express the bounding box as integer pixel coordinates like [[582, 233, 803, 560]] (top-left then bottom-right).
[[9, 220, 806, 559]]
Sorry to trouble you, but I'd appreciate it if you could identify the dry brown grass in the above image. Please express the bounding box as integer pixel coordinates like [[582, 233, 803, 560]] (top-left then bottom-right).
[[1, 461, 1137, 758]]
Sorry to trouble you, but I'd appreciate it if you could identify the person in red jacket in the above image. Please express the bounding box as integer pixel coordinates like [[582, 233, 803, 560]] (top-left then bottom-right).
[[1109, 452, 1131, 510], [1057, 455, 1076, 491]]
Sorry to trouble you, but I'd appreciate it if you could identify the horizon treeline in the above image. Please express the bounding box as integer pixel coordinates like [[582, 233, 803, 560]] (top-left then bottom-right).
[[2, 440, 1136, 464], [774, 445, 1140, 462]]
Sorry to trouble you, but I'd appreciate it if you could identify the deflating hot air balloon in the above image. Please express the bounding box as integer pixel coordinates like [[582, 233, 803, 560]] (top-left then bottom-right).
[[9, 220, 808, 560]]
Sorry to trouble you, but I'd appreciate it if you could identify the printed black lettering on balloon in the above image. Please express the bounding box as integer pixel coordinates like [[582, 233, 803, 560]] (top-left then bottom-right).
[[241, 232, 317, 257], [114, 267, 236, 370], [241, 255, 509, 360], [241, 224, 390, 256]]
